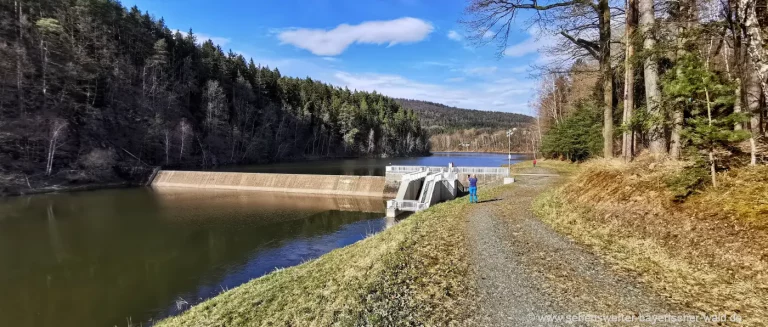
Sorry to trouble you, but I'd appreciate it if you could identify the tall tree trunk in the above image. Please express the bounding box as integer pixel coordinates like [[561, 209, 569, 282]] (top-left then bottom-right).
[[639, 0, 664, 154], [670, 0, 697, 158], [623, 0, 637, 161], [15, 0, 24, 116], [747, 62, 762, 165], [741, 0, 768, 97], [599, 0, 614, 158], [740, 0, 768, 165]]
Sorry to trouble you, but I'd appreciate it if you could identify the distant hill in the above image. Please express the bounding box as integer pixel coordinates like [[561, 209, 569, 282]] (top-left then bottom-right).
[[395, 99, 534, 133]]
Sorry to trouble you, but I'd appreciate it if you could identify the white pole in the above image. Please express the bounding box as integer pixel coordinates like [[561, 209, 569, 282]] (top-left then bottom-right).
[[507, 129, 511, 168]]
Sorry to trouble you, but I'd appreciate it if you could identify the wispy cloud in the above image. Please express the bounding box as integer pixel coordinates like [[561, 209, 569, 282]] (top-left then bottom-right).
[[446, 77, 465, 82], [174, 29, 231, 46], [277, 17, 434, 56], [460, 66, 498, 76], [321, 57, 340, 62], [447, 30, 463, 41], [332, 71, 533, 114], [502, 26, 559, 60]]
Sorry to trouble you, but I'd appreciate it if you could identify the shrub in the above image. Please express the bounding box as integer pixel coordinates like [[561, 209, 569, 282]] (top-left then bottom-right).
[[541, 100, 603, 162]]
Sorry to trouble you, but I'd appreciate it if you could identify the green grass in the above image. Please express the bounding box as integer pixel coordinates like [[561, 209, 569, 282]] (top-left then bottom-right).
[[156, 192, 480, 327]]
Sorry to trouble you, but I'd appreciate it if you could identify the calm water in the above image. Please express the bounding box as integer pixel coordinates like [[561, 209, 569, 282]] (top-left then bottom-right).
[[0, 152, 524, 327], [0, 188, 386, 327]]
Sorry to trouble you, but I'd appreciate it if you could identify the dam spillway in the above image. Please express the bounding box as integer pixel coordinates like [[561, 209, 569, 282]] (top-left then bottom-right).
[[151, 170, 396, 197]]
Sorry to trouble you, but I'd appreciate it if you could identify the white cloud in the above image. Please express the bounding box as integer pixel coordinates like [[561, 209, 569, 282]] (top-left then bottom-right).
[[332, 71, 534, 114], [483, 30, 494, 39], [446, 77, 465, 82], [321, 57, 339, 62], [502, 27, 556, 58], [447, 30, 463, 41], [510, 66, 529, 73], [461, 66, 498, 76], [277, 17, 434, 56], [174, 29, 231, 46]]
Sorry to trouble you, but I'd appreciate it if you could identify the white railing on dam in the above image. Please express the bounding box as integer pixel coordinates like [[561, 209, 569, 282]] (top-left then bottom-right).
[[386, 199, 427, 211], [385, 165, 509, 176]]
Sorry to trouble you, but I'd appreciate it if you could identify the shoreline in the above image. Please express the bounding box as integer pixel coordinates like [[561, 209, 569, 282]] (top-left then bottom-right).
[[155, 180, 483, 326]]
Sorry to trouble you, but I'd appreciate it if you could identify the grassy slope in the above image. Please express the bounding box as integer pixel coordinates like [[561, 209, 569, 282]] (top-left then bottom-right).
[[532, 158, 768, 326], [156, 193, 478, 326]]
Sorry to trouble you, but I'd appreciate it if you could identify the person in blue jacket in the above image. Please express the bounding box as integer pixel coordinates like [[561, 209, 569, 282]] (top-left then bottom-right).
[[468, 174, 478, 203]]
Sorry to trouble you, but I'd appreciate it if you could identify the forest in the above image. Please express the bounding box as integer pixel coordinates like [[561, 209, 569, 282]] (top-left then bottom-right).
[[395, 98, 532, 132], [465, 0, 768, 185], [396, 98, 535, 152], [0, 0, 428, 192]]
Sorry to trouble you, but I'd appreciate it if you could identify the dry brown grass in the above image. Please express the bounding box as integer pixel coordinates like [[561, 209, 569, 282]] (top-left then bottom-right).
[[534, 157, 768, 326]]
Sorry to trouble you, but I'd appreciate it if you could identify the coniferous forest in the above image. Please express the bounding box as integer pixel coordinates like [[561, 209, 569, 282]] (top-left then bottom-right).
[[0, 0, 428, 192], [396, 98, 535, 152]]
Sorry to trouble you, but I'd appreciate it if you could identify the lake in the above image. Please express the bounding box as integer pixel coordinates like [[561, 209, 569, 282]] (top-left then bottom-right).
[[0, 152, 526, 327], [215, 152, 529, 176]]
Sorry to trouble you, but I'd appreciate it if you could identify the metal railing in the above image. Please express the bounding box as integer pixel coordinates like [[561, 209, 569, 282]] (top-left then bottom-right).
[[386, 165, 509, 176], [402, 170, 430, 181], [386, 199, 427, 212]]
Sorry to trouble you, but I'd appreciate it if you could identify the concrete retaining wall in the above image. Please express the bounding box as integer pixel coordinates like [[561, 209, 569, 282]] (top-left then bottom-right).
[[152, 171, 390, 197]]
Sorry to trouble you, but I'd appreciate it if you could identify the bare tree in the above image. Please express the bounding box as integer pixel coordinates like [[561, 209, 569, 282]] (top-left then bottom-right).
[[45, 119, 67, 176], [178, 119, 191, 161], [15, 0, 25, 116], [463, 0, 616, 157]]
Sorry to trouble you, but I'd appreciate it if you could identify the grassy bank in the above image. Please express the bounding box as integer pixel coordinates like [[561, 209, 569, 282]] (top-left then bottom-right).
[[532, 157, 768, 325], [156, 191, 479, 326]]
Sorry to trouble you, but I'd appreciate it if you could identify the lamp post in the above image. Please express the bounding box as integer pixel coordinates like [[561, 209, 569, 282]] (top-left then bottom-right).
[[506, 128, 517, 168]]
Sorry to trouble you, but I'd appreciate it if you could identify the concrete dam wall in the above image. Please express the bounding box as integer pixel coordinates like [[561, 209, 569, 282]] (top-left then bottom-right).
[[152, 170, 394, 197]]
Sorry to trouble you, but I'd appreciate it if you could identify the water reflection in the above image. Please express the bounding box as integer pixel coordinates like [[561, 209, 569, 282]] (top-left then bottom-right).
[[0, 188, 386, 327]]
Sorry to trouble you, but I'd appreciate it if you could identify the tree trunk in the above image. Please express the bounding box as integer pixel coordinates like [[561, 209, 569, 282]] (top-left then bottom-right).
[[670, 0, 696, 158], [734, 78, 743, 130], [639, 0, 664, 153], [704, 83, 717, 187], [15, 0, 24, 116], [741, 0, 768, 98], [623, 0, 637, 161], [599, 0, 614, 158], [747, 62, 762, 165]]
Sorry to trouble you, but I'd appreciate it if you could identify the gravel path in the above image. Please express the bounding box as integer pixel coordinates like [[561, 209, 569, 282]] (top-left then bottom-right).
[[468, 168, 702, 326]]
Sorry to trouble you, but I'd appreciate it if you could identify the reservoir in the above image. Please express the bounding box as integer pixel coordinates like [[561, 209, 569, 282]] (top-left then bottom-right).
[[0, 152, 526, 327]]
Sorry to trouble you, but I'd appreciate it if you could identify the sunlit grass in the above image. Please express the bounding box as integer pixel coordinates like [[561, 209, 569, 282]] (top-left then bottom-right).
[[532, 159, 768, 326], [155, 191, 479, 327]]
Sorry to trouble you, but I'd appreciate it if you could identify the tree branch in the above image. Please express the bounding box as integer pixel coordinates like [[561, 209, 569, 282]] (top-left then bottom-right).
[[560, 31, 600, 59]]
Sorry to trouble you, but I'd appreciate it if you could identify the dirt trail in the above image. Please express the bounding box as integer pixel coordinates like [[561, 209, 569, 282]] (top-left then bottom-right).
[[468, 168, 701, 326]]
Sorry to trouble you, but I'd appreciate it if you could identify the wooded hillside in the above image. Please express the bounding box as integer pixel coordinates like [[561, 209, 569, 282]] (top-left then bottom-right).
[[396, 98, 532, 133], [396, 98, 534, 152], [0, 0, 428, 192]]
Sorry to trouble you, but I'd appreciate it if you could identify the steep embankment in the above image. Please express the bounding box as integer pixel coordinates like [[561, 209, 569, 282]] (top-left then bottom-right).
[[533, 158, 768, 326], [156, 188, 477, 326]]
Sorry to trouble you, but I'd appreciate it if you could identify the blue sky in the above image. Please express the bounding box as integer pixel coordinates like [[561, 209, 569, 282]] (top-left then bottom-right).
[[122, 0, 554, 115]]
